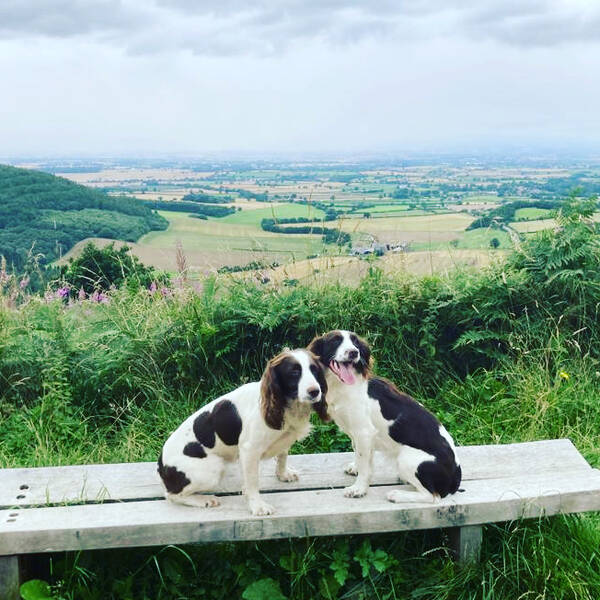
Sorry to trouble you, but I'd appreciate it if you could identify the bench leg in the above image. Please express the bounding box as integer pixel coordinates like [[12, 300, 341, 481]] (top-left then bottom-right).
[[0, 555, 21, 600], [449, 525, 482, 564]]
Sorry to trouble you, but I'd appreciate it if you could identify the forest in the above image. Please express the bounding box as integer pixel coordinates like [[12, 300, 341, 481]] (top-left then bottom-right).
[[0, 165, 167, 271]]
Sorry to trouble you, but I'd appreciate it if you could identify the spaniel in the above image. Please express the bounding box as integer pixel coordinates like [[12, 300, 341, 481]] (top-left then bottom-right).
[[158, 349, 328, 516], [308, 330, 461, 503]]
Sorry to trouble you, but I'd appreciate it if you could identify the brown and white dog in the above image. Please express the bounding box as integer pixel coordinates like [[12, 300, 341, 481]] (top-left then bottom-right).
[[308, 330, 462, 503], [158, 349, 328, 515]]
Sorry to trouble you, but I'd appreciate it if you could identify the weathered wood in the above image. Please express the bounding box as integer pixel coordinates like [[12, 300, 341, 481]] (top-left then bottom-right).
[[1, 469, 599, 555], [0, 439, 590, 508], [449, 525, 483, 563], [0, 555, 20, 600]]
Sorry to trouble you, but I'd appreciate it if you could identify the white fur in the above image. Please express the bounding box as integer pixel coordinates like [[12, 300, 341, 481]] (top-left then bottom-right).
[[161, 349, 321, 516], [324, 331, 450, 504]]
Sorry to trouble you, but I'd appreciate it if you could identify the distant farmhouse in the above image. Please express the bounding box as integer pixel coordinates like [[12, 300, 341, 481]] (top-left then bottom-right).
[[349, 242, 409, 256]]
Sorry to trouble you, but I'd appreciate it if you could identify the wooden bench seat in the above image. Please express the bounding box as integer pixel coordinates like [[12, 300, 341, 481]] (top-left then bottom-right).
[[1, 439, 600, 599]]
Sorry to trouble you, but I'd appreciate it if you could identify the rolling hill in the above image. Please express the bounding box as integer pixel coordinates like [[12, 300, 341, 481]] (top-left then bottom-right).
[[0, 164, 167, 270]]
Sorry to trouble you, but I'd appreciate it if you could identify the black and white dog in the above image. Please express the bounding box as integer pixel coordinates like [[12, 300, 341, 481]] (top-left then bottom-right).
[[308, 330, 461, 503], [158, 349, 328, 516]]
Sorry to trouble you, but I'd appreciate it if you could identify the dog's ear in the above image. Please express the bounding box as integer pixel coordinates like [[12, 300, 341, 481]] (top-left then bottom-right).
[[307, 334, 324, 361], [312, 398, 330, 422], [354, 334, 372, 375], [260, 355, 285, 430], [309, 352, 330, 422]]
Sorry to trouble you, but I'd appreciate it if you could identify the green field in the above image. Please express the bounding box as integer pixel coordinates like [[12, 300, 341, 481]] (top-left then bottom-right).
[[514, 207, 553, 221], [220, 203, 326, 225], [411, 228, 512, 251]]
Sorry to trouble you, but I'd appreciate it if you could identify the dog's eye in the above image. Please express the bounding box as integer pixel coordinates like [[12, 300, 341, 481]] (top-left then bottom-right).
[[350, 334, 359, 344], [309, 364, 319, 377], [290, 365, 302, 378]]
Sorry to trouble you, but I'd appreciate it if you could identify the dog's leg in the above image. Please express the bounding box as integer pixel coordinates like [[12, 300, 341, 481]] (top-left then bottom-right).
[[275, 452, 299, 482], [240, 444, 274, 516], [166, 492, 220, 508], [387, 454, 438, 504], [343, 434, 374, 498], [164, 454, 225, 508]]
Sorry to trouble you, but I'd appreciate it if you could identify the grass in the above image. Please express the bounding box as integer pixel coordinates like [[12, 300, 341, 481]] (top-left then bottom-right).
[[2, 211, 600, 598], [220, 203, 326, 225], [514, 207, 553, 221], [511, 218, 557, 233]]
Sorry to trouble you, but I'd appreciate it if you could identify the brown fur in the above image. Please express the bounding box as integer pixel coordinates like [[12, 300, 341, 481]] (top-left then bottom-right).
[[260, 352, 288, 430], [260, 350, 330, 430]]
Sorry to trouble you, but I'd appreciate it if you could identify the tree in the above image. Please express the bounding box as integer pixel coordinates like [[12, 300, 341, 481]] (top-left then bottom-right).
[[59, 242, 167, 294], [490, 238, 500, 249]]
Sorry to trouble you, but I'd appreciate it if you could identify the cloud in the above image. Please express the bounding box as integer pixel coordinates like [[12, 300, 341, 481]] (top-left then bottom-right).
[[1, 0, 599, 55], [0, 0, 145, 38]]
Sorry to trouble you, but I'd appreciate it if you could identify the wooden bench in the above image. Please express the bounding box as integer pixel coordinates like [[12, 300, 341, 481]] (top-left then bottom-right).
[[2, 439, 600, 599]]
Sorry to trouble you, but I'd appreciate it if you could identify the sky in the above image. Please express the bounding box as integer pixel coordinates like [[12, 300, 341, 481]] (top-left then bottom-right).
[[1, 0, 599, 156]]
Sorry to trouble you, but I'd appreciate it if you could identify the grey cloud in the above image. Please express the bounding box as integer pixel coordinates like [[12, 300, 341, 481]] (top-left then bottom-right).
[[1, 0, 599, 55], [0, 0, 145, 38], [465, 3, 600, 47]]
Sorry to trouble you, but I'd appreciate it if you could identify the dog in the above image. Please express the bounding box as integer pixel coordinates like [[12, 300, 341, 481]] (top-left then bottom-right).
[[308, 330, 461, 503], [158, 348, 328, 516]]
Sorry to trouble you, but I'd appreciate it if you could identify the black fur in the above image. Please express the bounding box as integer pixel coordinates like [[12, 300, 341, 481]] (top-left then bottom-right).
[[193, 412, 216, 448], [309, 330, 370, 376], [183, 442, 207, 458], [212, 399, 243, 445], [367, 376, 461, 498], [192, 399, 242, 450], [157, 452, 191, 494], [158, 400, 243, 491]]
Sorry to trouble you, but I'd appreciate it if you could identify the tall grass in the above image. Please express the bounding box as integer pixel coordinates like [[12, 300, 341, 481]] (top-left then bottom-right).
[[1, 201, 599, 598]]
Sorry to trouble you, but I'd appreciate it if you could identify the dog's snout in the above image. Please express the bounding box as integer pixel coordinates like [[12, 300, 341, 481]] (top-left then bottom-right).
[[307, 387, 320, 399], [348, 349, 359, 360]]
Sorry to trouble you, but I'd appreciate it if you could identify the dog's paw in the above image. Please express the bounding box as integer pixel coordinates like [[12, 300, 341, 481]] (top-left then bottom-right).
[[343, 484, 367, 498], [277, 468, 299, 482], [204, 495, 221, 508], [344, 462, 358, 476], [386, 490, 403, 504], [250, 500, 275, 516]]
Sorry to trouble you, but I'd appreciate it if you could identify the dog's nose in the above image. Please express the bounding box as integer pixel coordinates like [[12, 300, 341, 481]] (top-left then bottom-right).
[[307, 387, 320, 399], [348, 349, 358, 360]]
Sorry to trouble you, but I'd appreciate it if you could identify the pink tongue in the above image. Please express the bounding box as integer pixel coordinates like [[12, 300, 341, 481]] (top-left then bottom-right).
[[330, 360, 356, 385]]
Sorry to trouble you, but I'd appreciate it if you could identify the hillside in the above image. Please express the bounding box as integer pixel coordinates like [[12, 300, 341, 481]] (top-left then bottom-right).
[[0, 164, 167, 270]]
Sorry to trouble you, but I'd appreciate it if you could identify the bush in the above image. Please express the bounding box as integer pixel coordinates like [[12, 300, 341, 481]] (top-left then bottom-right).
[[58, 241, 167, 294]]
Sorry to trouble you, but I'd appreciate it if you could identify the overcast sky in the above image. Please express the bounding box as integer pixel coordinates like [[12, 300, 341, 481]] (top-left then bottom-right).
[[1, 0, 599, 156]]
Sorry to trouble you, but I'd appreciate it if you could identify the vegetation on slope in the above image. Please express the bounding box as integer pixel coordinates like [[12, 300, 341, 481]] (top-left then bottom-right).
[[0, 164, 168, 271], [0, 197, 599, 599]]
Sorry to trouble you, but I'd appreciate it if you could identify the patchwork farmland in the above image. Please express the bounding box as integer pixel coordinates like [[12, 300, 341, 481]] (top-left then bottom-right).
[[51, 160, 600, 277]]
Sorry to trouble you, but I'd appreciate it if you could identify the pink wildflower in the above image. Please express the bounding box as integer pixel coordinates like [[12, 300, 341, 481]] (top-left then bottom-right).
[[78, 288, 86, 301]]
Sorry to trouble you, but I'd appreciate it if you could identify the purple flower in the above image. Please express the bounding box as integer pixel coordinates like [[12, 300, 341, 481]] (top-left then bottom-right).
[[160, 286, 171, 297], [149, 281, 157, 294], [56, 286, 70, 299], [19, 276, 30, 290], [91, 290, 110, 303], [78, 288, 86, 301]]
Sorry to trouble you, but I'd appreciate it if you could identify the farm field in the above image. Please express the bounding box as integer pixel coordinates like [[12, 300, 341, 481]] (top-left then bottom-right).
[[514, 207, 553, 220], [59, 210, 331, 273], [233, 249, 507, 286]]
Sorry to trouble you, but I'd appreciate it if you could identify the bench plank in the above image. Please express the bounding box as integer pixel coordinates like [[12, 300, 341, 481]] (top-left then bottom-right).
[[0, 440, 591, 508], [2, 469, 600, 555]]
